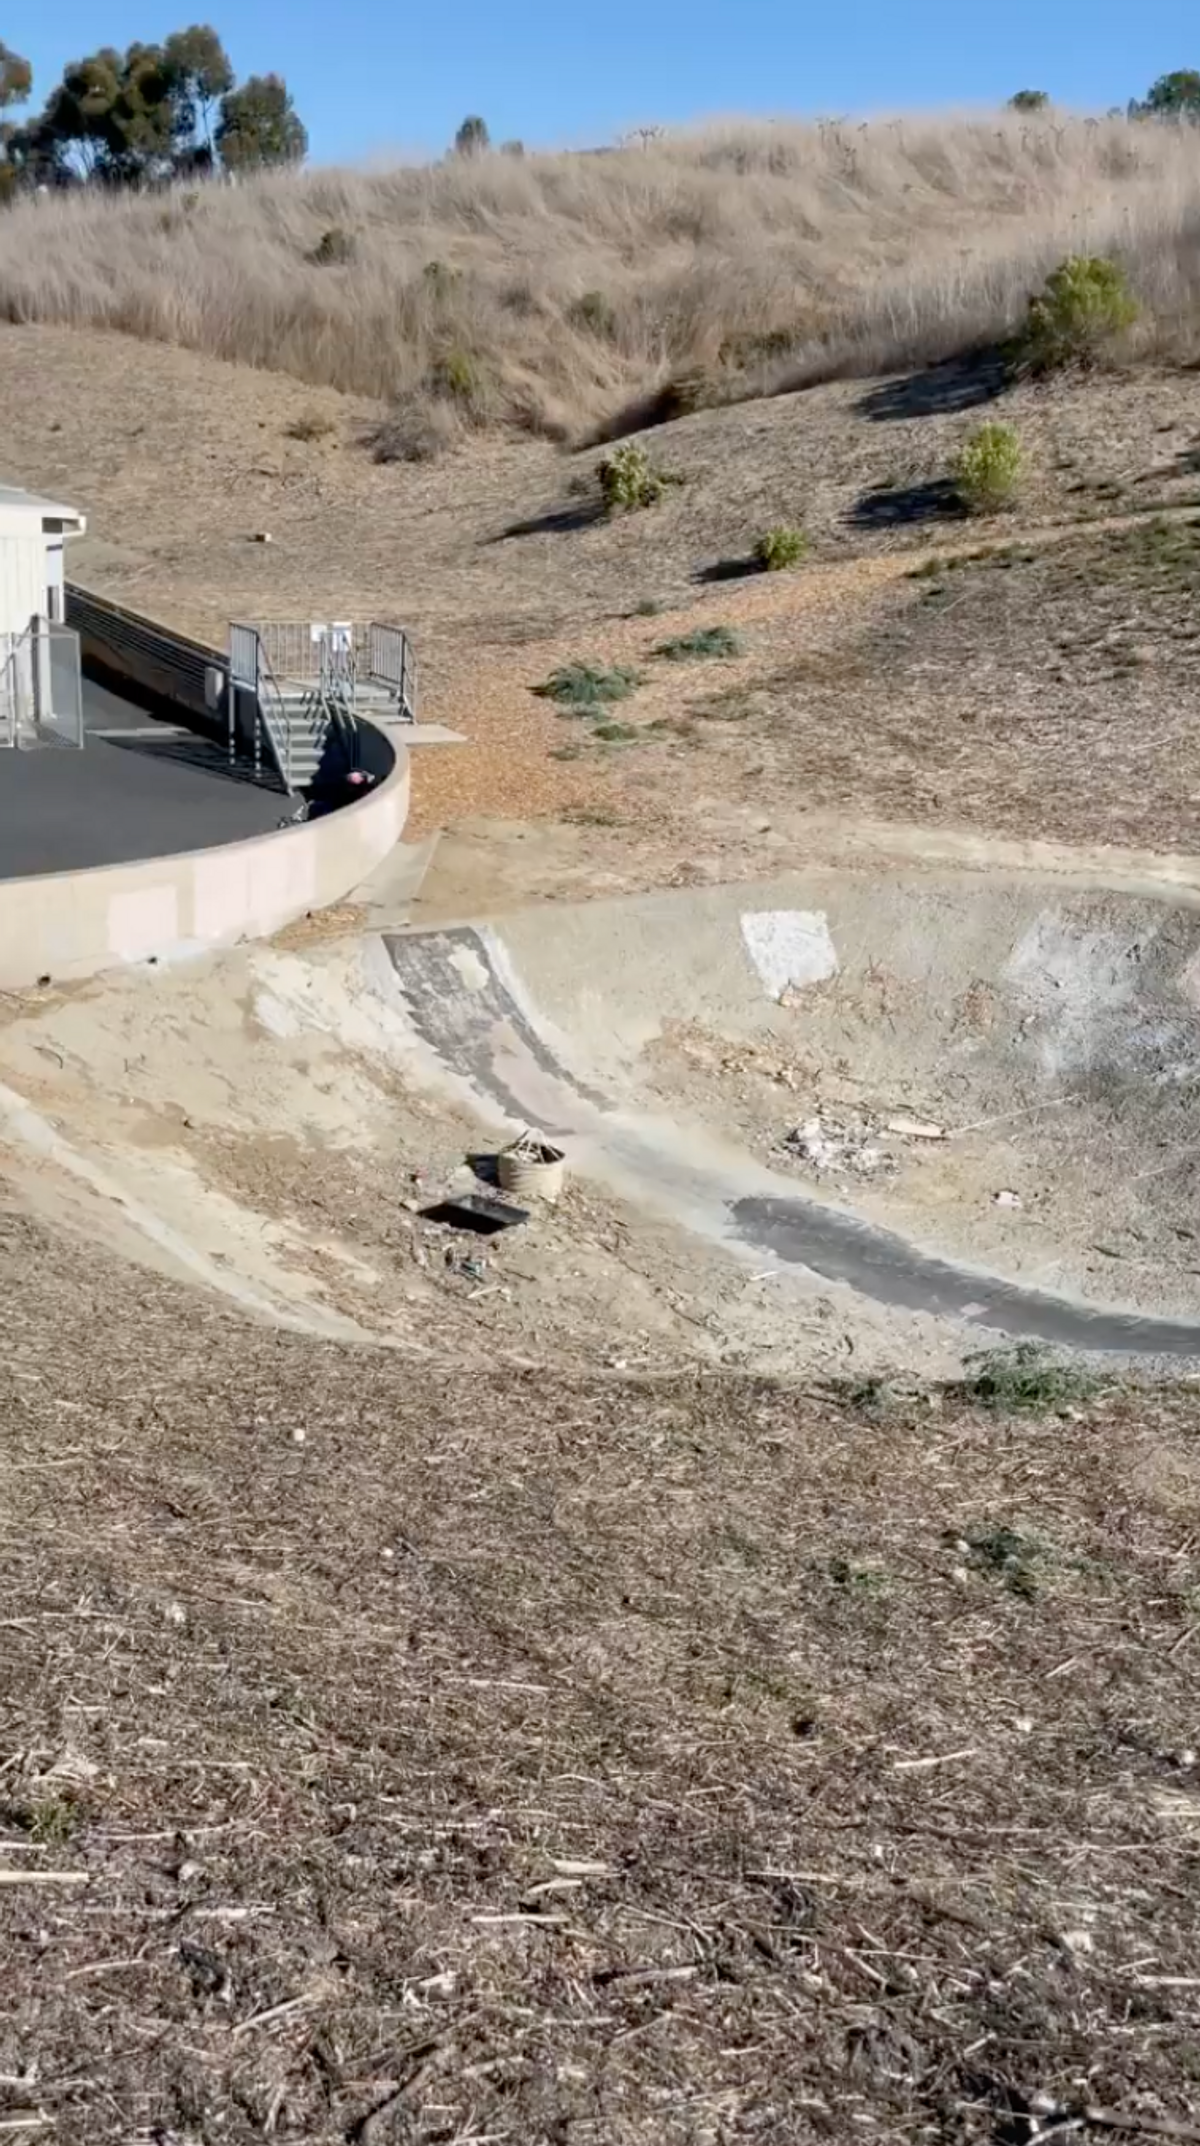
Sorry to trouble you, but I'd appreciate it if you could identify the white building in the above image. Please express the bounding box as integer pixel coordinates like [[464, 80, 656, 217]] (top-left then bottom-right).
[[0, 486, 87, 746], [0, 484, 87, 640]]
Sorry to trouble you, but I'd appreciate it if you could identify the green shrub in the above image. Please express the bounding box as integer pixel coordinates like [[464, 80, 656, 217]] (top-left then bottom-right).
[[653, 625, 743, 661], [308, 225, 356, 266], [1017, 255, 1138, 374], [954, 422, 1023, 514], [433, 348, 479, 402], [958, 1343, 1102, 1415], [754, 526, 809, 572], [534, 662, 641, 706], [422, 259, 460, 295], [599, 443, 666, 514], [591, 718, 640, 743]]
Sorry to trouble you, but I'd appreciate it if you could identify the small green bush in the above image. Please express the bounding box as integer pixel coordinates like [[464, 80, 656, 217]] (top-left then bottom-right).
[[958, 1343, 1102, 1415], [433, 348, 479, 403], [599, 443, 666, 514], [308, 225, 356, 266], [653, 625, 743, 661], [954, 422, 1023, 514], [591, 719, 640, 744], [534, 662, 641, 706], [754, 526, 809, 572], [1017, 255, 1139, 374]]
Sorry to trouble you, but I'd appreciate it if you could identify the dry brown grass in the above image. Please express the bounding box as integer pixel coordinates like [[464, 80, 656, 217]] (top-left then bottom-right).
[[5, 1208, 1200, 2142], [2, 114, 1199, 445]]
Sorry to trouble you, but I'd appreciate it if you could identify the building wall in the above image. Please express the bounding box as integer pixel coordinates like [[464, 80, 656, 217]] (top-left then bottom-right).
[[0, 528, 50, 640]]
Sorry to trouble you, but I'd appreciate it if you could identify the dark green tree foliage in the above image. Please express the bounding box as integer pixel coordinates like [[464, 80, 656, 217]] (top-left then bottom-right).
[[163, 24, 234, 164], [1135, 69, 1200, 118], [216, 73, 307, 170], [1008, 89, 1049, 111], [453, 114, 490, 156], [0, 25, 304, 190]]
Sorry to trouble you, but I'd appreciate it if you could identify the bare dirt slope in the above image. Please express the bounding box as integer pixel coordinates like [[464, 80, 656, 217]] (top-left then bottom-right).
[[4, 1208, 1200, 2144], [5, 289, 1200, 2145], [4, 321, 1200, 869]]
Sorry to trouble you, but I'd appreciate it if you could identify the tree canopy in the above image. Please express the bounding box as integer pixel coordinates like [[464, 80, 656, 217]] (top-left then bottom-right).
[[0, 38, 30, 110], [1136, 69, 1200, 117], [453, 114, 490, 157], [216, 73, 307, 171], [0, 23, 306, 189]]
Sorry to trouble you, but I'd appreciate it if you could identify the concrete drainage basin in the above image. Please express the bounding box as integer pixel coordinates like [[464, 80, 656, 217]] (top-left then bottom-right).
[[384, 867, 1200, 1355]]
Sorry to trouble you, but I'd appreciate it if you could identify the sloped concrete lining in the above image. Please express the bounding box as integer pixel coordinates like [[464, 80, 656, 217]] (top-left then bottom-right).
[[0, 724, 409, 989], [381, 867, 1200, 1356]]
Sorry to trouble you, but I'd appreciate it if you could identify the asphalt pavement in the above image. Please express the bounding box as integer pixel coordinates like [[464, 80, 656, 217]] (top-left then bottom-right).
[[0, 677, 287, 881]]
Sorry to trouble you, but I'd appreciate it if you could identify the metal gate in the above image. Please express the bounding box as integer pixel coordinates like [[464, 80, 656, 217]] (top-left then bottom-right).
[[367, 624, 416, 718], [0, 624, 84, 749]]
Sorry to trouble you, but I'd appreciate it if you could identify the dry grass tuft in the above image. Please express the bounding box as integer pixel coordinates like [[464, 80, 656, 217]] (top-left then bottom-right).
[[2, 114, 1199, 444]]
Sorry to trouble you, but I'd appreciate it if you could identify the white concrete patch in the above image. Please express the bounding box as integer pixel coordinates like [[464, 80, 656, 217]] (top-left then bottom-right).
[[1005, 911, 1153, 1075], [249, 946, 418, 1057], [253, 990, 301, 1040], [450, 943, 490, 992], [740, 910, 838, 1000]]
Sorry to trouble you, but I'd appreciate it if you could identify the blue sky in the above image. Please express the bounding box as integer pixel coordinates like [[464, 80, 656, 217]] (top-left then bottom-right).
[[12, 0, 1196, 162]]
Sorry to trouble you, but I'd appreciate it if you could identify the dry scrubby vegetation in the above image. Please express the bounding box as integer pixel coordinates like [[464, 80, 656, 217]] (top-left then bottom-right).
[[5, 1213, 1200, 2145], [1, 114, 1199, 449]]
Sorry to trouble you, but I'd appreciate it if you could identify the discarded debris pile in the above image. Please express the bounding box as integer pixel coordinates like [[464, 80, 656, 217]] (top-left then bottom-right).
[[782, 1110, 945, 1180]]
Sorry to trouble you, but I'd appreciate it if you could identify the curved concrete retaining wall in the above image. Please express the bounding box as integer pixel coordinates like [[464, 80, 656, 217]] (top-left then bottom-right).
[[0, 725, 409, 990]]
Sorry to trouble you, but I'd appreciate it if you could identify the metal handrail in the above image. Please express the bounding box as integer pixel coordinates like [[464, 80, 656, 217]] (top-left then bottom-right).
[[229, 621, 295, 792], [228, 616, 414, 795], [254, 643, 295, 793], [0, 635, 22, 748], [0, 623, 84, 750]]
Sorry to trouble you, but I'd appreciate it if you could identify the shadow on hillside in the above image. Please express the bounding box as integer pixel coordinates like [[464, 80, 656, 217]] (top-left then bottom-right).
[[857, 353, 1009, 423], [695, 556, 762, 584], [849, 478, 965, 530], [1174, 441, 1200, 474], [494, 499, 604, 541]]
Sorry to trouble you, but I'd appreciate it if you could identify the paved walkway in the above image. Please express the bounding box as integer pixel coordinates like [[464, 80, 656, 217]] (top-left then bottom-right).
[[0, 677, 286, 880]]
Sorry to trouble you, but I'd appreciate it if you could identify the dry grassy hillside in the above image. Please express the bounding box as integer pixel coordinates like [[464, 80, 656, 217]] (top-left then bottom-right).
[[2, 114, 1200, 445]]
